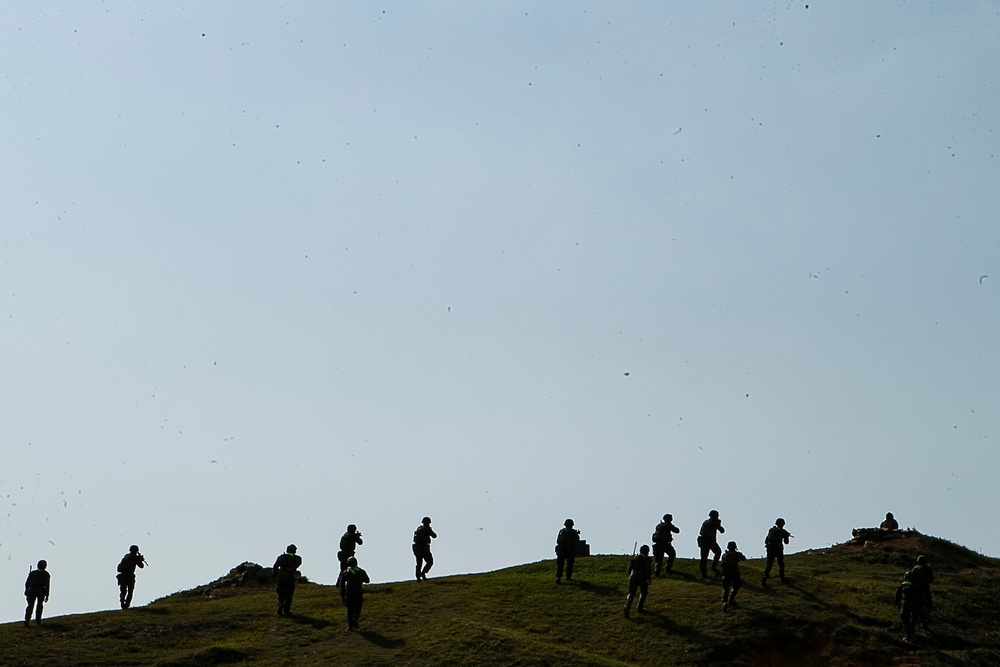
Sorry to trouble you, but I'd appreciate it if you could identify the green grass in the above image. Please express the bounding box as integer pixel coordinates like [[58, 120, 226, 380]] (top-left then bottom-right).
[[2, 532, 997, 666]]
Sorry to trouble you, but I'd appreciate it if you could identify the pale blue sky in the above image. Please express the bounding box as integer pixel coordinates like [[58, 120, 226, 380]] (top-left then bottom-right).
[[2, 1, 998, 622]]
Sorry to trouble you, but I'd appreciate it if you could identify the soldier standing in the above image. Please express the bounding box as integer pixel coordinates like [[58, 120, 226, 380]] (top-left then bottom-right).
[[698, 510, 725, 578], [555, 519, 581, 583], [761, 518, 792, 587], [336, 556, 370, 631], [412, 517, 437, 581], [116, 545, 146, 609], [651, 513, 680, 575], [720, 541, 747, 612], [24, 560, 50, 627], [624, 545, 653, 618], [272, 544, 302, 616], [338, 524, 363, 573]]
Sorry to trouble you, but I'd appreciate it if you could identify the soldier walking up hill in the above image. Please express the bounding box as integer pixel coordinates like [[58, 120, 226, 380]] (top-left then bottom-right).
[[895, 570, 927, 642], [338, 524, 363, 573], [909, 554, 934, 625], [336, 556, 370, 631], [624, 545, 652, 618], [652, 513, 680, 576], [761, 518, 793, 587], [698, 510, 725, 578], [272, 544, 302, 616], [720, 541, 747, 612]]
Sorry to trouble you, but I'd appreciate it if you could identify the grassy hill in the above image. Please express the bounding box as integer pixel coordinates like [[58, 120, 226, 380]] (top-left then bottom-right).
[[2, 531, 998, 666]]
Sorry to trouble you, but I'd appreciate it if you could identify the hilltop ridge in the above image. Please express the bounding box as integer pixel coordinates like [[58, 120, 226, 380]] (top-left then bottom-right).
[[2, 531, 998, 666]]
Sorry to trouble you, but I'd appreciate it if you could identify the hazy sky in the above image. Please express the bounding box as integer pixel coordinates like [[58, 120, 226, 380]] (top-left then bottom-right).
[[2, 1, 997, 623]]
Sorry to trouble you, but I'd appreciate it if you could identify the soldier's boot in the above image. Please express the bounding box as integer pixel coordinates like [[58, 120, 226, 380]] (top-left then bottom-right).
[[637, 595, 646, 614]]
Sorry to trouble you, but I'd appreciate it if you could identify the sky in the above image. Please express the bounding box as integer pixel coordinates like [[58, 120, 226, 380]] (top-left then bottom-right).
[[1, 1, 997, 623]]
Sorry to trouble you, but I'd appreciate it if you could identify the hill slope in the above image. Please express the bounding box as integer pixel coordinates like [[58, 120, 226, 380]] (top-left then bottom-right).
[[2, 532, 998, 666]]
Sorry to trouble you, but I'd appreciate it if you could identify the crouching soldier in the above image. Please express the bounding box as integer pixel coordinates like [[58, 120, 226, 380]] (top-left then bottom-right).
[[337, 556, 370, 631], [624, 545, 652, 618]]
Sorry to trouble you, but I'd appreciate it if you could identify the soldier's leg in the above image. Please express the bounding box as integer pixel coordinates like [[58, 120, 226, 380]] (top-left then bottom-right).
[[710, 543, 722, 571], [901, 606, 914, 640], [124, 580, 135, 609], [637, 580, 648, 612], [624, 579, 638, 617], [565, 554, 575, 580], [25, 594, 35, 626], [284, 582, 295, 614], [699, 544, 710, 577], [652, 545, 664, 576], [556, 553, 565, 581], [762, 554, 773, 586], [665, 543, 676, 572], [730, 577, 742, 604], [422, 550, 434, 575], [777, 553, 786, 582]]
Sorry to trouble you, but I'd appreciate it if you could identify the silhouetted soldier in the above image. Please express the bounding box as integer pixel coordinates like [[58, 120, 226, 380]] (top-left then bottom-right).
[[880, 512, 899, 531], [909, 554, 934, 625], [412, 517, 437, 581], [624, 545, 652, 618], [116, 545, 146, 609], [336, 556, 370, 631], [720, 541, 747, 612], [895, 570, 927, 641], [272, 544, 302, 616], [651, 513, 680, 576], [698, 510, 725, 578], [24, 560, 50, 627], [338, 524, 363, 573], [761, 518, 793, 587], [555, 518, 581, 583]]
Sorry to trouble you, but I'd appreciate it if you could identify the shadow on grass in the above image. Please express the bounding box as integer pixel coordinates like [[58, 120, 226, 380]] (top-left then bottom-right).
[[135, 606, 171, 615], [287, 613, 333, 629], [636, 609, 712, 642], [35, 622, 72, 632], [359, 629, 405, 648], [783, 580, 886, 626], [573, 580, 619, 596]]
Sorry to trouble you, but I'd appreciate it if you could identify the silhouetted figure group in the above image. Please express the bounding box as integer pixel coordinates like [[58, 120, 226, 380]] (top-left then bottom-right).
[[614, 511, 799, 616], [15, 509, 938, 644]]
